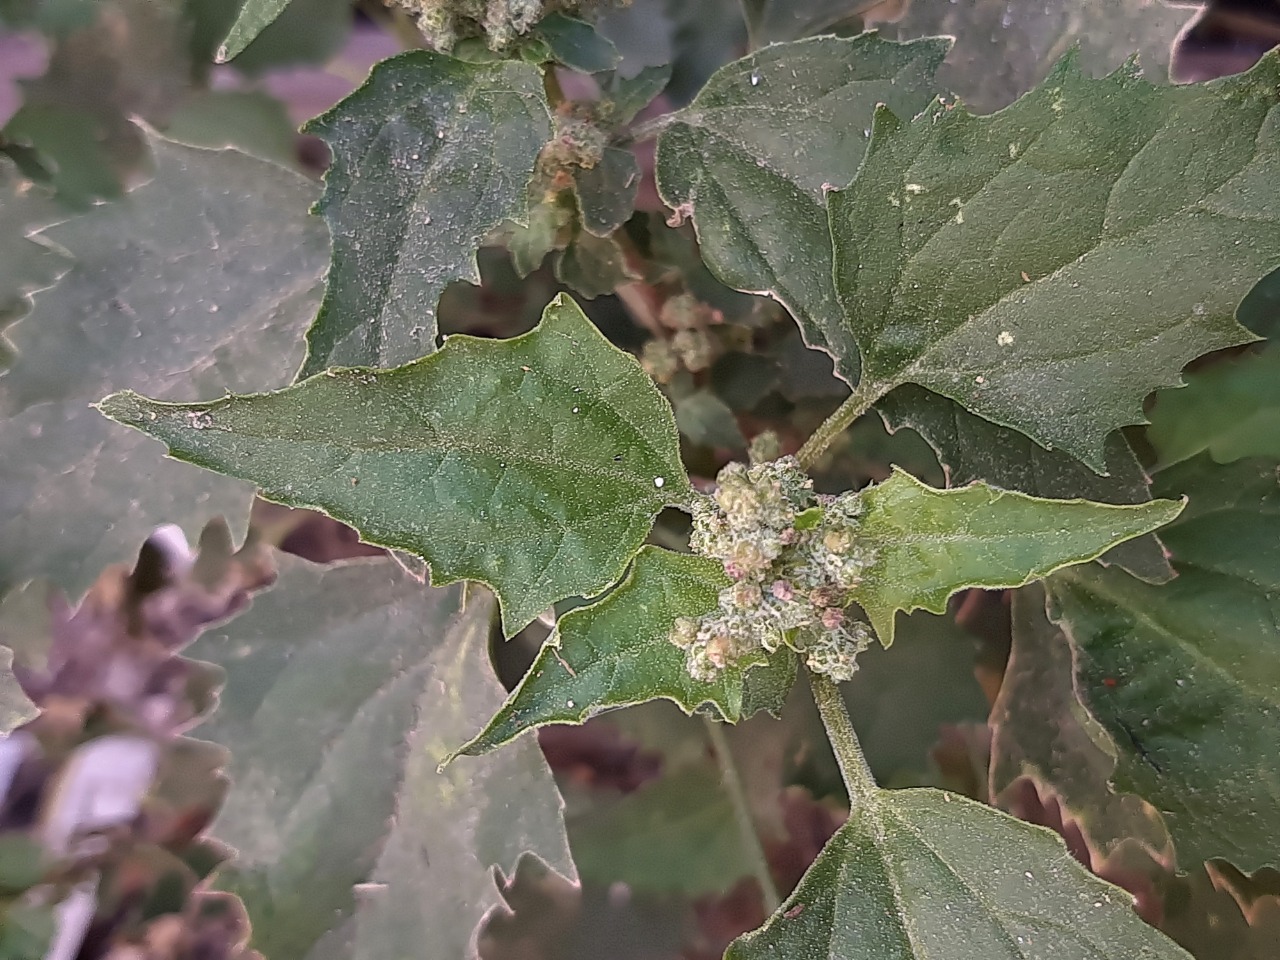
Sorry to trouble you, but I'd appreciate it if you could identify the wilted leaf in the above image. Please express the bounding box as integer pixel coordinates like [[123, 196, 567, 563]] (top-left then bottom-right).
[[1045, 455, 1280, 872], [829, 52, 1280, 469], [100, 295, 692, 636], [0, 131, 327, 599], [852, 468, 1183, 645], [1147, 349, 1280, 468], [879, 385, 1173, 583], [727, 788, 1190, 960], [194, 556, 575, 960], [656, 34, 949, 383], [453, 547, 788, 757], [300, 50, 551, 374]]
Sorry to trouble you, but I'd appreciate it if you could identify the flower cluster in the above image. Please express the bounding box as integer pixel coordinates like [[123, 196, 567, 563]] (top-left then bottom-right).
[[402, 0, 618, 52], [670, 457, 878, 683]]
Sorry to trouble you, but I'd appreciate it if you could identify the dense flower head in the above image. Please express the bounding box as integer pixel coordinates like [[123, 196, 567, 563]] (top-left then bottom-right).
[[400, 0, 621, 51], [674, 458, 879, 683]]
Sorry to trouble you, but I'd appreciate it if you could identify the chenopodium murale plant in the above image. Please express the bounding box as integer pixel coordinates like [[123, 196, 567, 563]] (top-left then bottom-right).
[[671, 458, 878, 683]]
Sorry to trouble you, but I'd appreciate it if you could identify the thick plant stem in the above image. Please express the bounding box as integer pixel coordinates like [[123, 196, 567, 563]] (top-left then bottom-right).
[[704, 716, 781, 912], [795, 377, 886, 470], [808, 671, 878, 809]]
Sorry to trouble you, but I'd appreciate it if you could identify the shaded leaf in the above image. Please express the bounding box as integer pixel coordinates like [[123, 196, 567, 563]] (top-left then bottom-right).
[[879, 385, 1173, 583], [880, 0, 1190, 113], [574, 145, 639, 237], [0, 160, 65, 337], [4, 0, 191, 204], [188, 0, 351, 76], [739, 0, 888, 45], [1147, 349, 1280, 468], [194, 557, 575, 960], [852, 468, 1183, 645], [453, 547, 776, 757], [829, 53, 1280, 470], [569, 765, 754, 895], [656, 34, 949, 383], [674, 390, 746, 451], [164, 90, 299, 166], [216, 0, 292, 62], [99, 295, 691, 637], [555, 230, 637, 297], [0, 132, 327, 599], [1045, 455, 1280, 872], [989, 585, 1173, 867], [300, 50, 552, 375], [602, 64, 671, 127], [535, 13, 620, 74], [727, 788, 1190, 960]]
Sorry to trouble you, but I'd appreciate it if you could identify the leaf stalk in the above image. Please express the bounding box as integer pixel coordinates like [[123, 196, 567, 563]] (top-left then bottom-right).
[[796, 377, 886, 470], [704, 716, 781, 911], [808, 670, 877, 809]]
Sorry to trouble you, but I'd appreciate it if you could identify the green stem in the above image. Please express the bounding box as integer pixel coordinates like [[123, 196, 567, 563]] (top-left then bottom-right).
[[624, 111, 680, 144], [795, 377, 886, 470], [704, 716, 781, 912], [807, 671, 877, 809]]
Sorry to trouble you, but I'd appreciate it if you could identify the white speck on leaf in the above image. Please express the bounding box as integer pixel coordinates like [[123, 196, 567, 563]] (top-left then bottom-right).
[[998, 331, 1014, 346], [654, 477, 665, 488]]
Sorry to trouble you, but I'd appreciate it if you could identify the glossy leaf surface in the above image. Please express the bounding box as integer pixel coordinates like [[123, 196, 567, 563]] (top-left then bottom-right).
[[100, 296, 691, 635], [853, 469, 1182, 645]]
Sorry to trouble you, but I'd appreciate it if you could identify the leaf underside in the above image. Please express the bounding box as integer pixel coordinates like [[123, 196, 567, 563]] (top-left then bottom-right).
[[98, 295, 691, 636]]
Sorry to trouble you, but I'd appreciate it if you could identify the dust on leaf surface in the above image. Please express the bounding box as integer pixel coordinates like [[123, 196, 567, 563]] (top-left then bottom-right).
[[454, 547, 792, 757], [853, 468, 1182, 645], [829, 52, 1280, 470], [1046, 455, 1280, 872], [656, 34, 949, 384], [727, 788, 1190, 960], [0, 132, 327, 599], [193, 556, 575, 960], [880, 385, 1173, 583], [99, 295, 692, 636], [300, 50, 551, 375]]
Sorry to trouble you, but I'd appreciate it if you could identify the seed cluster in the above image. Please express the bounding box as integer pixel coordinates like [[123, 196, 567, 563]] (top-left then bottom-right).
[[399, 0, 618, 51], [670, 457, 878, 682]]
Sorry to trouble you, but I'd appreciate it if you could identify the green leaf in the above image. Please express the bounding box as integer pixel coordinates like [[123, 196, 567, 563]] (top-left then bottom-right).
[[879, 385, 1174, 583], [4, 0, 191, 205], [602, 64, 671, 127], [569, 765, 754, 895], [1045, 455, 1280, 872], [0, 161, 65, 336], [727, 788, 1190, 960], [656, 34, 949, 384], [989, 584, 1173, 863], [98, 295, 691, 636], [215, 0, 291, 62], [852, 468, 1183, 645], [193, 556, 575, 960], [453, 547, 789, 757], [0, 132, 326, 598], [1148, 348, 1280, 468], [829, 53, 1280, 471], [555, 230, 636, 297], [299, 50, 552, 375], [188, 0, 351, 76], [880, 0, 1189, 114], [534, 12, 620, 74], [574, 145, 639, 237], [674, 389, 745, 451], [739, 0, 874, 45], [163, 90, 298, 167]]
